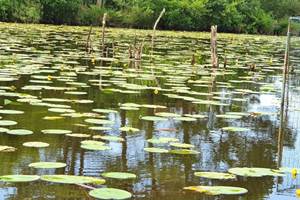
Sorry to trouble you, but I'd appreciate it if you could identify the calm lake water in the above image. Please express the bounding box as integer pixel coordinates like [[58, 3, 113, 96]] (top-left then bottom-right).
[[0, 23, 300, 200]]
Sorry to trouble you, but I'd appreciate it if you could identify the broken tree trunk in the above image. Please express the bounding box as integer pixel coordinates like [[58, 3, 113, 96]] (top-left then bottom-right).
[[85, 25, 93, 54], [151, 8, 166, 60], [211, 25, 218, 68], [101, 13, 107, 56]]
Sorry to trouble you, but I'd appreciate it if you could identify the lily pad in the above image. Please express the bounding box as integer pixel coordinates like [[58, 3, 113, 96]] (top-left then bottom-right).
[[7, 129, 33, 135], [89, 188, 132, 200], [0, 145, 16, 152], [41, 175, 106, 184], [29, 162, 67, 169], [184, 185, 248, 195], [0, 109, 24, 115], [102, 172, 137, 180], [0, 120, 17, 126], [42, 129, 72, 135], [144, 147, 169, 153], [147, 137, 179, 144], [23, 142, 49, 148], [169, 149, 200, 155], [0, 175, 40, 182], [228, 167, 284, 177], [170, 142, 195, 148], [194, 172, 236, 180], [141, 116, 168, 121]]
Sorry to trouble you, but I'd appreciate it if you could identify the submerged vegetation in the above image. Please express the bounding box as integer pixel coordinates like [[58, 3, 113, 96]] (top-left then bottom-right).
[[0, 0, 300, 34]]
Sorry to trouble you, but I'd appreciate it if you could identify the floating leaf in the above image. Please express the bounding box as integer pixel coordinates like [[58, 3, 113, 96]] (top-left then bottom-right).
[[184, 185, 248, 195], [89, 188, 132, 200], [141, 116, 168, 121], [144, 147, 169, 153], [23, 142, 49, 148], [228, 167, 284, 177], [0, 145, 16, 152], [29, 162, 67, 169], [147, 137, 179, 144], [0, 109, 24, 115], [170, 142, 194, 148], [85, 118, 114, 125], [169, 149, 200, 155], [102, 172, 137, 180], [42, 129, 72, 135], [194, 172, 236, 180], [41, 175, 105, 184], [0, 120, 17, 126], [155, 112, 181, 118], [7, 129, 33, 135], [0, 175, 40, 182]]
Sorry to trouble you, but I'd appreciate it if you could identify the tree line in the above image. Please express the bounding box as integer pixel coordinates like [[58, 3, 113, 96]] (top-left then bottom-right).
[[0, 0, 299, 35]]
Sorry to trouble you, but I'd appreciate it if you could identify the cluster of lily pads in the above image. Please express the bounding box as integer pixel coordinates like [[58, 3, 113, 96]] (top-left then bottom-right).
[[0, 23, 298, 199], [0, 170, 136, 199], [184, 167, 297, 196]]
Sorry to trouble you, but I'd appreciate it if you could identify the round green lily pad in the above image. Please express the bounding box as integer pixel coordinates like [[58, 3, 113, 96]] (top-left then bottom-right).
[[23, 142, 49, 148], [0, 127, 9, 133], [228, 167, 284, 177], [155, 112, 181, 118], [184, 185, 248, 195], [92, 109, 118, 114], [141, 116, 168, 121], [41, 175, 106, 184], [81, 144, 111, 151], [29, 162, 67, 169], [0, 109, 24, 115], [194, 172, 236, 180], [170, 142, 195, 148], [147, 137, 179, 144], [89, 188, 132, 200], [169, 149, 200, 155], [0, 175, 40, 182], [0, 120, 17, 126], [7, 129, 33, 135], [0, 145, 16, 152], [144, 147, 169, 153], [102, 172, 137, 180], [85, 118, 114, 125], [42, 129, 72, 135], [66, 133, 90, 138]]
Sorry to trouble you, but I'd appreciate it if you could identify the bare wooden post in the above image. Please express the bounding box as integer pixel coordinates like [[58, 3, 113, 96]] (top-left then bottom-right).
[[85, 25, 93, 54], [277, 18, 291, 168], [211, 25, 218, 68], [151, 8, 166, 60], [101, 13, 107, 56]]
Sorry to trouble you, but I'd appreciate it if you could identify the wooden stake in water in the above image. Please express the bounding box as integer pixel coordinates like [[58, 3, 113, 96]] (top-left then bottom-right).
[[85, 25, 93, 54], [151, 8, 166, 61], [211, 26, 218, 68], [101, 13, 107, 56], [277, 18, 291, 168]]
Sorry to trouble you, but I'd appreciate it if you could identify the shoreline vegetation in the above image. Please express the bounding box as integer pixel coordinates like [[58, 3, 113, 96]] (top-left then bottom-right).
[[0, 0, 299, 35]]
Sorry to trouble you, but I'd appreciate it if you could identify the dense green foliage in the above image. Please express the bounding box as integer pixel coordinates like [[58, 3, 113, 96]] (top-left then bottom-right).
[[0, 0, 299, 34]]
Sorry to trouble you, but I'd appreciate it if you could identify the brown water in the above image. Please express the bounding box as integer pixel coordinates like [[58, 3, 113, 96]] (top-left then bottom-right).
[[0, 23, 300, 200]]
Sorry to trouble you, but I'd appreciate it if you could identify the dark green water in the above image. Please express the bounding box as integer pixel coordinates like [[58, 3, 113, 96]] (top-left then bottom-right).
[[0, 23, 300, 200]]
